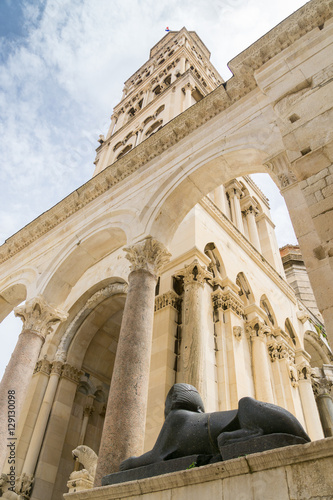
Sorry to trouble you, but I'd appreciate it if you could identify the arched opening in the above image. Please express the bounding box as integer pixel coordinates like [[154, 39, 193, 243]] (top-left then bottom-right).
[[31, 281, 127, 499], [42, 227, 127, 305]]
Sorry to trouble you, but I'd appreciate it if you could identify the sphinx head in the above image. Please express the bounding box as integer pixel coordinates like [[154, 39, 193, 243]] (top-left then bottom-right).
[[164, 383, 205, 418]]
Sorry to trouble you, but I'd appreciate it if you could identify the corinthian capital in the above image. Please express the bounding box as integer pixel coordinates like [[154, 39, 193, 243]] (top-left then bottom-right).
[[14, 296, 68, 341], [174, 259, 212, 286], [124, 237, 171, 277]]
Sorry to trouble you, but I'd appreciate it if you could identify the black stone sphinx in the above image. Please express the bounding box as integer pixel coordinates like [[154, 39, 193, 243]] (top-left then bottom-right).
[[102, 383, 310, 486]]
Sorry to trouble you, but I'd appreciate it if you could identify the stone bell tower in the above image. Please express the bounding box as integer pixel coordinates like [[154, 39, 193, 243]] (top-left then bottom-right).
[[93, 28, 223, 176]]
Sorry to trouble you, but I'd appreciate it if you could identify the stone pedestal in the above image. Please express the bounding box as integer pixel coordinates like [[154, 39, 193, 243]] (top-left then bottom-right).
[[64, 438, 333, 500], [94, 238, 170, 484]]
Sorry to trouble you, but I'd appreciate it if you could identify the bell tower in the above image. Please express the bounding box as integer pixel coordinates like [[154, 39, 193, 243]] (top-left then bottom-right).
[[93, 27, 223, 176]]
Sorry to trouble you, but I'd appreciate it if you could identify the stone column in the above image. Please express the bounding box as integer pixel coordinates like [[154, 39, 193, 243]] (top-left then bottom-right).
[[312, 374, 333, 437], [106, 114, 117, 139], [78, 398, 95, 446], [21, 360, 63, 476], [0, 296, 67, 470], [242, 199, 261, 251], [246, 318, 274, 403], [226, 182, 244, 233], [184, 83, 193, 110], [211, 281, 246, 410], [94, 237, 170, 484], [174, 260, 212, 403], [296, 350, 324, 440]]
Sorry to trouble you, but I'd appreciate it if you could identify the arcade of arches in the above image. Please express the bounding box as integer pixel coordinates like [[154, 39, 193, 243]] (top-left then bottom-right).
[[0, 2, 333, 499]]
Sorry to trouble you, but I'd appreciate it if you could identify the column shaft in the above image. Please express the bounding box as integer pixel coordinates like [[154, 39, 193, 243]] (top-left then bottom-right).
[[0, 331, 44, 470], [95, 270, 156, 482]]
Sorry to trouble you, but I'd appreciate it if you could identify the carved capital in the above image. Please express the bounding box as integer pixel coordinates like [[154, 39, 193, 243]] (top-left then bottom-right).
[[84, 405, 95, 417], [124, 237, 171, 277], [297, 361, 313, 381], [264, 152, 297, 190], [246, 317, 271, 339], [212, 289, 244, 317], [155, 290, 181, 312], [289, 364, 299, 388], [15, 472, 34, 497], [14, 296, 68, 341], [51, 360, 64, 376], [311, 375, 333, 397], [33, 358, 52, 376], [174, 259, 212, 286], [267, 338, 295, 363], [61, 363, 82, 384]]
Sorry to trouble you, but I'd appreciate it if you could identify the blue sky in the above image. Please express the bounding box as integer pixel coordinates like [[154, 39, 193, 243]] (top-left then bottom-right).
[[0, 0, 307, 377]]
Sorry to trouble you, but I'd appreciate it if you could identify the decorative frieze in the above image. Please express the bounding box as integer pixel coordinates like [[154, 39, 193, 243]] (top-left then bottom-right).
[[14, 296, 68, 341], [212, 289, 244, 317], [155, 290, 181, 312], [124, 237, 171, 277]]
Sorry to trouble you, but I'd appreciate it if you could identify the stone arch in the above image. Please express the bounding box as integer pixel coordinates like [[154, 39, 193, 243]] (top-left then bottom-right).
[[41, 224, 127, 306], [204, 242, 226, 280], [304, 330, 333, 368], [146, 147, 268, 245], [285, 317, 298, 348], [236, 272, 255, 306], [0, 268, 37, 321], [260, 294, 277, 328], [42, 279, 128, 362]]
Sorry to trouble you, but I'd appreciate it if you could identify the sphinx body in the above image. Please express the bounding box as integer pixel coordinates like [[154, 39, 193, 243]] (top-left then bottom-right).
[[120, 383, 310, 471]]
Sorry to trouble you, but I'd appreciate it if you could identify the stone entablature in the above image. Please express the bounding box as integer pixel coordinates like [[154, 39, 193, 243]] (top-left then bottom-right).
[[211, 288, 245, 317]]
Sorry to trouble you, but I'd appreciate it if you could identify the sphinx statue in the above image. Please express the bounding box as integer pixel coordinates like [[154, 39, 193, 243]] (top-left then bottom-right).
[[120, 383, 310, 471]]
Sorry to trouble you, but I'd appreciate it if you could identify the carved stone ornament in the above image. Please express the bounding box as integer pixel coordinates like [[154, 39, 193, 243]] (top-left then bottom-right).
[[174, 259, 212, 286], [233, 326, 243, 340], [246, 318, 271, 339], [15, 472, 34, 498], [61, 363, 82, 384], [33, 357, 51, 376], [297, 361, 313, 381], [311, 375, 333, 397], [155, 290, 181, 312], [51, 360, 64, 376], [124, 237, 171, 277], [14, 296, 68, 341], [267, 339, 295, 364], [264, 152, 297, 190], [289, 364, 299, 388], [212, 289, 244, 317]]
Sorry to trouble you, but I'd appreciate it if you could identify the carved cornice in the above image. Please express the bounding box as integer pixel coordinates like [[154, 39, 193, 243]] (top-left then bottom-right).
[[14, 296, 68, 341], [212, 288, 244, 317], [124, 237, 171, 276], [155, 290, 181, 312], [0, 0, 331, 265], [174, 259, 212, 286]]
